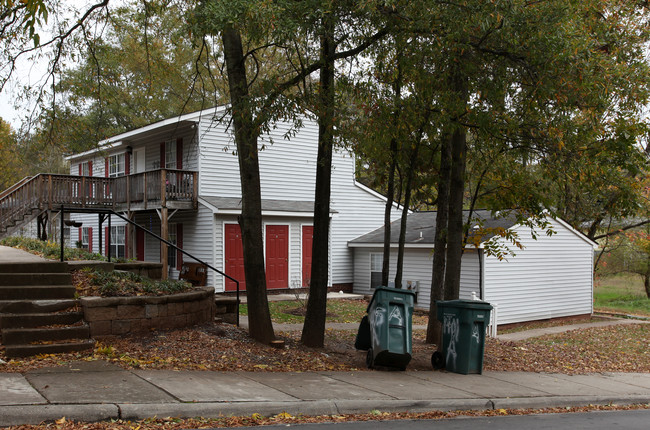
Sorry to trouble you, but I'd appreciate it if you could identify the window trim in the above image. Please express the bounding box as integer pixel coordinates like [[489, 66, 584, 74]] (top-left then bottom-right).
[[165, 140, 177, 170], [370, 252, 382, 289], [109, 225, 126, 259], [167, 222, 177, 268], [108, 153, 125, 178]]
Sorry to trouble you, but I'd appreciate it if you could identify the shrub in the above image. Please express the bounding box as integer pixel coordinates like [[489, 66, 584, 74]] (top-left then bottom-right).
[[78, 267, 193, 297], [1, 236, 105, 261]]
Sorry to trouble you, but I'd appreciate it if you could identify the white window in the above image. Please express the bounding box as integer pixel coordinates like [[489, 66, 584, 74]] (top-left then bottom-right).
[[109, 153, 125, 177], [109, 225, 126, 259], [370, 253, 383, 288], [165, 140, 177, 169], [81, 161, 90, 176], [167, 222, 177, 268], [81, 227, 90, 250], [64, 227, 70, 247]]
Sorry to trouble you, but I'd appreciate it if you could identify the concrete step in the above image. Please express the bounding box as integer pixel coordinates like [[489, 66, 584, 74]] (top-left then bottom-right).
[[0, 299, 78, 314], [0, 285, 76, 300], [1, 325, 90, 345], [0, 262, 69, 274], [0, 311, 84, 329], [0, 272, 71, 285], [3, 339, 96, 358]]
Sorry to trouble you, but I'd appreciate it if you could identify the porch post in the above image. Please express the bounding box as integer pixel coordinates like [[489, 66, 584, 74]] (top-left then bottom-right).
[[160, 206, 169, 280]]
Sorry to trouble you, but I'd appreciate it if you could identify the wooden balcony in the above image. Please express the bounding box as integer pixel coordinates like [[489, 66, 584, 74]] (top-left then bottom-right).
[[1, 169, 198, 219]]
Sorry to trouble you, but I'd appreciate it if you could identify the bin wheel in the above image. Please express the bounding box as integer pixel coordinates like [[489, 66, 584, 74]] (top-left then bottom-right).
[[366, 348, 374, 369], [431, 351, 444, 370]]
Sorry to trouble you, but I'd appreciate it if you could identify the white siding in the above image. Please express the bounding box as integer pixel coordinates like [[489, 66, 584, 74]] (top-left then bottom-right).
[[483, 218, 594, 325], [198, 114, 398, 285], [352, 247, 480, 308], [198, 116, 321, 200], [69, 124, 197, 176]]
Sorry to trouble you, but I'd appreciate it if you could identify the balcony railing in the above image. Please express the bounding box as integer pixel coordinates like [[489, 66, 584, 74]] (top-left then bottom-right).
[[0, 170, 198, 225]]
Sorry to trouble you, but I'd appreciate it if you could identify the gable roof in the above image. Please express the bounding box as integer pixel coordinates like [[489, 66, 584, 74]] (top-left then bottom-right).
[[348, 210, 519, 247]]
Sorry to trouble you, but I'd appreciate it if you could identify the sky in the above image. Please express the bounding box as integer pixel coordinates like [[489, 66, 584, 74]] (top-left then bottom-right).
[[0, 0, 117, 131]]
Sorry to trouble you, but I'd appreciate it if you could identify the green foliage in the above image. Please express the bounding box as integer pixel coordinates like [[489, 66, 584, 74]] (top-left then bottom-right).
[[0, 118, 23, 189], [79, 267, 193, 297], [0, 236, 105, 261], [38, 0, 229, 153]]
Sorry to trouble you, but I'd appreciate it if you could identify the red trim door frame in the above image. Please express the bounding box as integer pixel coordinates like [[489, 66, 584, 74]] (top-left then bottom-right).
[[301, 225, 313, 287], [224, 224, 246, 291], [266, 225, 289, 289]]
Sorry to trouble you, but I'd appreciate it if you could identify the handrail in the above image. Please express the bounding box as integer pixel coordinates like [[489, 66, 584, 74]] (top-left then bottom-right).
[[58, 206, 241, 327], [0, 176, 33, 199], [1, 170, 198, 237]]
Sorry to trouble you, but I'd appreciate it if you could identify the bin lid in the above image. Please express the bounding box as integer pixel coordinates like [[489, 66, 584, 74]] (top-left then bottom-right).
[[368, 286, 415, 312], [437, 299, 493, 310]]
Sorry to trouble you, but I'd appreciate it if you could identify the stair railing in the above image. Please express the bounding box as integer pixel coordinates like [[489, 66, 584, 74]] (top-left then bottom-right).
[[58, 206, 241, 326]]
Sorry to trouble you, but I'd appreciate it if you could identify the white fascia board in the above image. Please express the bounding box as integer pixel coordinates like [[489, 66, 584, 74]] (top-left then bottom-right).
[[66, 106, 226, 162], [353, 181, 407, 212], [504, 215, 597, 249], [64, 142, 123, 161], [347, 242, 434, 249], [348, 242, 480, 249], [552, 216, 599, 248]]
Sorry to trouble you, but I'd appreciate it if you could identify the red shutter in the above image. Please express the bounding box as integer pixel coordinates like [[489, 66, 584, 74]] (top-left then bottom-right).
[[160, 142, 165, 169], [125, 151, 131, 175], [176, 138, 183, 170], [88, 227, 93, 253], [78, 164, 82, 175], [176, 223, 183, 270], [105, 158, 109, 177], [78, 227, 82, 247], [105, 227, 109, 256], [88, 161, 93, 176]]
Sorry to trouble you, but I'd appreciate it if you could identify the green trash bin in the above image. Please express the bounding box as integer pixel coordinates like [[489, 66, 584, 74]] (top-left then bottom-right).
[[365, 286, 415, 370], [435, 300, 492, 374]]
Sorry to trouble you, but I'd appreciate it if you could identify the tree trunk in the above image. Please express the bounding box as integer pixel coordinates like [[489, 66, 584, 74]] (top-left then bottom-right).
[[395, 138, 423, 289], [443, 123, 467, 301], [645, 272, 650, 299], [301, 11, 335, 348], [381, 72, 402, 287], [381, 137, 398, 287], [222, 27, 275, 344], [443, 65, 468, 302], [426, 133, 452, 345]]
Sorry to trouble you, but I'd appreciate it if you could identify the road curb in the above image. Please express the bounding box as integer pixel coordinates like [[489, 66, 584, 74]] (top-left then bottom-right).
[[492, 395, 650, 410], [0, 404, 119, 427]]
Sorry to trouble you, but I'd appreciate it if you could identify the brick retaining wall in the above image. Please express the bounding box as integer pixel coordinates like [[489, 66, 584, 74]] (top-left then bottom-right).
[[81, 287, 215, 337]]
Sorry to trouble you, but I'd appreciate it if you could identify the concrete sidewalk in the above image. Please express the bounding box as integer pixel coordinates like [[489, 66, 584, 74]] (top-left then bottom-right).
[[1, 360, 650, 426]]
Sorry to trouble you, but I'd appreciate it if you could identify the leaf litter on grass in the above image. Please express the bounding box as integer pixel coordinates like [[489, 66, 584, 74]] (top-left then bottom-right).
[[1, 322, 648, 375]]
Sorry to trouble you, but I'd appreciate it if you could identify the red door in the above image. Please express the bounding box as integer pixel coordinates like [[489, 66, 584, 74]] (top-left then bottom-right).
[[225, 224, 246, 291], [266, 225, 288, 289], [136, 228, 145, 261], [302, 225, 313, 287]]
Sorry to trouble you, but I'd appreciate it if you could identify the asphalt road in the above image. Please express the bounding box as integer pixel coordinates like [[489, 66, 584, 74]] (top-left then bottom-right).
[[208, 409, 650, 430]]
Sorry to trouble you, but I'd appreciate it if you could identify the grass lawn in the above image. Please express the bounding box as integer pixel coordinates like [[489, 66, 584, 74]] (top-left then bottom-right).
[[594, 273, 650, 316], [239, 298, 430, 325], [239, 299, 369, 324]]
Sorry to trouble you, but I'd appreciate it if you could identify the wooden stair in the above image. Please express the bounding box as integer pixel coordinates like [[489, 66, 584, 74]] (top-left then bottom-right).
[[0, 261, 95, 358]]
